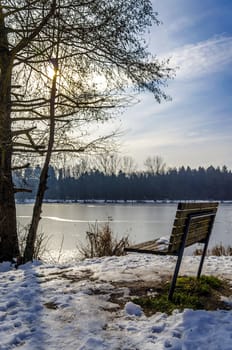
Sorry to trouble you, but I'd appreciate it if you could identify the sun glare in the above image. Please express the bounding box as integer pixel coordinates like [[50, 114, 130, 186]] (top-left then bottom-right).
[[91, 73, 108, 91], [47, 65, 56, 79]]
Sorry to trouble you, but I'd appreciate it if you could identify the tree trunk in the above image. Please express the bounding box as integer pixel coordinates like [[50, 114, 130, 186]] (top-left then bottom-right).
[[0, 144, 19, 262], [0, 8, 19, 261], [24, 64, 57, 262]]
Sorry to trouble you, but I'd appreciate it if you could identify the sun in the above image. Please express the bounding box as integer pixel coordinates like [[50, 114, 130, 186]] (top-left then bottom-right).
[[46, 61, 59, 79], [46, 65, 54, 79]]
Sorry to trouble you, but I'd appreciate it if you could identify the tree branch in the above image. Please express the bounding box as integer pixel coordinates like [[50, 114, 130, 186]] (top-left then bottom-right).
[[12, 127, 36, 137], [12, 163, 30, 171], [14, 187, 32, 193], [11, 0, 57, 56]]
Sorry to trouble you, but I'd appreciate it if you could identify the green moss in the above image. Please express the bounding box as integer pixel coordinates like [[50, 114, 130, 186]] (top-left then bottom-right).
[[132, 275, 225, 315], [199, 275, 222, 289]]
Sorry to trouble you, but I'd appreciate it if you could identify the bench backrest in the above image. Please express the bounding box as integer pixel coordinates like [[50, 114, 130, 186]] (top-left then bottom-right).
[[168, 202, 219, 254]]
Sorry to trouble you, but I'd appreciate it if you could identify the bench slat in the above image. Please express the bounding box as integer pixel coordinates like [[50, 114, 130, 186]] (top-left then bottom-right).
[[169, 232, 208, 251], [173, 214, 217, 228], [177, 202, 218, 210], [125, 239, 169, 255], [172, 220, 212, 237], [170, 228, 210, 243]]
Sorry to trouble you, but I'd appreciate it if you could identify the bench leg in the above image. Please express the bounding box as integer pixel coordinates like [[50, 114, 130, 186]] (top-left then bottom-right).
[[197, 217, 215, 279], [168, 252, 184, 301], [197, 239, 210, 279], [168, 216, 192, 301]]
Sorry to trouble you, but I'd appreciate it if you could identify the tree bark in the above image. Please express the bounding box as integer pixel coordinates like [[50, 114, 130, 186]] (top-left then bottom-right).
[[0, 7, 19, 261]]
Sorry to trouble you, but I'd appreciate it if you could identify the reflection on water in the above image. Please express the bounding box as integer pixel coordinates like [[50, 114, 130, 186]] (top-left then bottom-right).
[[16, 203, 232, 253]]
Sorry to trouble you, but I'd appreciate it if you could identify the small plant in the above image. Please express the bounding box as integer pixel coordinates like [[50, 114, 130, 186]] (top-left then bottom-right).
[[78, 221, 130, 258], [132, 275, 227, 315]]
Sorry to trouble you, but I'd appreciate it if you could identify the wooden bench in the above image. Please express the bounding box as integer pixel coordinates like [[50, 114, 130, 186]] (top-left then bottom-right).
[[125, 202, 219, 300]]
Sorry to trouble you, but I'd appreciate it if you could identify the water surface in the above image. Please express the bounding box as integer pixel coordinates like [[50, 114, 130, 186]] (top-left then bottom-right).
[[16, 203, 232, 252]]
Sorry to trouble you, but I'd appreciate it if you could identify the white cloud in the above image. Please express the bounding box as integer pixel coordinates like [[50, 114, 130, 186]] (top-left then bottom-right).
[[168, 35, 232, 80]]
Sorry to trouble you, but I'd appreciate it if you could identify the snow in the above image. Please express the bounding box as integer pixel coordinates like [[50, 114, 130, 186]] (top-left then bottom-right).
[[125, 302, 143, 317], [1, 254, 232, 349]]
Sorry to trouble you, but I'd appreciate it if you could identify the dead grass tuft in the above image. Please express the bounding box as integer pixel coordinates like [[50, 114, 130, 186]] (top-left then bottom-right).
[[78, 221, 130, 259], [194, 244, 232, 256]]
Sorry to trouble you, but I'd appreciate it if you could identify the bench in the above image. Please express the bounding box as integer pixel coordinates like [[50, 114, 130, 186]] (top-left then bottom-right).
[[125, 202, 219, 300]]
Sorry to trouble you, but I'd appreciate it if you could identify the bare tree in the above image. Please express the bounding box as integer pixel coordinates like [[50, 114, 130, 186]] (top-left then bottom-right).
[[144, 156, 166, 175], [94, 153, 121, 175], [120, 156, 137, 175], [0, 0, 172, 262]]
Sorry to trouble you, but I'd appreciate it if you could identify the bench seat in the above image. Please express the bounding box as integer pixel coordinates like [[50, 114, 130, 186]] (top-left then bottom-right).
[[125, 238, 169, 255]]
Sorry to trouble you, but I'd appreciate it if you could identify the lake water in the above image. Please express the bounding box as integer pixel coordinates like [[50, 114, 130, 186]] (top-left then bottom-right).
[[16, 202, 232, 253]]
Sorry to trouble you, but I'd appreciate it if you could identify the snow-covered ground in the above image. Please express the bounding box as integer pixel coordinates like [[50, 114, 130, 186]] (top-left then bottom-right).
[[1, 253, 232, 350]]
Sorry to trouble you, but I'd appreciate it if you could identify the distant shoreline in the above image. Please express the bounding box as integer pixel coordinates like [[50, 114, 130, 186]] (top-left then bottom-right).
[[16, 199, 232, 205]]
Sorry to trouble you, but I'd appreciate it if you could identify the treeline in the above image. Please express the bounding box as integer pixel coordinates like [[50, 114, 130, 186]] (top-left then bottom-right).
[[14, 156, 232, 201]]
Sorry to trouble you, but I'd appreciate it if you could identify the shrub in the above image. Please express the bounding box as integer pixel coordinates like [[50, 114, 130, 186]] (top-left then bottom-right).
[[78, 221, 130, 258]]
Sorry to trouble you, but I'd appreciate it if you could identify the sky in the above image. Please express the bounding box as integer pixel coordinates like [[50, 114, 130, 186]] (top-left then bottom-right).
[[118, 0, 232, 170]]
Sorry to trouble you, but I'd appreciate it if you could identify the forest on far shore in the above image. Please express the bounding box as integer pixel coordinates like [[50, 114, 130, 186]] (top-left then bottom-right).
[[14, 155, 232, 201]]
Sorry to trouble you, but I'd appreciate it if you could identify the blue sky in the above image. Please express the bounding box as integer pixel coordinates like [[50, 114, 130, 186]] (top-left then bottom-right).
[[119, 0, 232, 169]]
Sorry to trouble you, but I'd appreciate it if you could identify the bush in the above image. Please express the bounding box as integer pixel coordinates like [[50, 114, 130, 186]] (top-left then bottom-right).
[[78, 221, 130, 258]]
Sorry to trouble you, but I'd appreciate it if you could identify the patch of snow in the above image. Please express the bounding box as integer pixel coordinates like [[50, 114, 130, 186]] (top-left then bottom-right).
[[124, 302, 143, 317], [0, 261, 12, 272], [156, 236, 169, 245], [221, 296, 232, 306], [1, 254, 232, 349]]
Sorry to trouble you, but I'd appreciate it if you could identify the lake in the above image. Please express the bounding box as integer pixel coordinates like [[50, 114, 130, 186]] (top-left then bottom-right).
[[16, 202, 232, 253]]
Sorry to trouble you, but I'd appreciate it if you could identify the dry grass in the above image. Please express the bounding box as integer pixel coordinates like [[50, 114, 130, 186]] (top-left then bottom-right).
[[194, 244, 232, 256], [78, 221, 130, 259], [17, 223, 50, 260]]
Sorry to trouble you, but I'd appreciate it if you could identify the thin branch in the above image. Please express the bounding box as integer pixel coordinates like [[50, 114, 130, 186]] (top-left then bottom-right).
[[13, 142, 45, 151], [12, 127, 36, 137], [14, 187, 32, 193], [11, 0, 57, 56], [11, 163, 30, 171]]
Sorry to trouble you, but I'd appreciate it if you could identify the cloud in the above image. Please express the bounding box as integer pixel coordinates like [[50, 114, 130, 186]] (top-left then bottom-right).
[[168, 35, 232, 80]]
